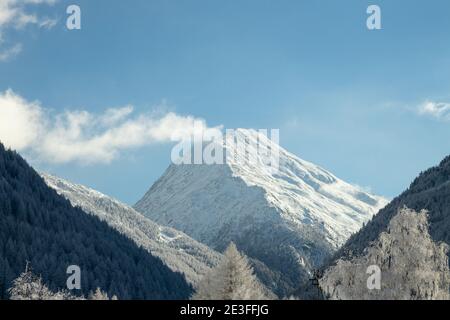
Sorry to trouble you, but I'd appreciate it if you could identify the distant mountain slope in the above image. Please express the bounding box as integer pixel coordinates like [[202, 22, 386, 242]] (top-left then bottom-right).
[[0, 143, 192, 299], [320, 207, 450, 300], [134, 129, 387, 296], [334, 155, 450, 262], [41, 173, 221, 285]]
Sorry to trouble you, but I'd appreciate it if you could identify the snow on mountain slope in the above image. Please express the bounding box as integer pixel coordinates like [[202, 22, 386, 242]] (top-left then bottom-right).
[[134, 129, 388, 297], [41, 173, 222, 285], [224, 130, 388, 247]]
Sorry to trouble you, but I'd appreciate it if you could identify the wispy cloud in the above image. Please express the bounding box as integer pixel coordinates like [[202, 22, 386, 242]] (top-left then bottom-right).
[[0, 0, 58, 61], [0, 89, 221, 165], [417, 101, 450, 121], [0, 42, 21, 61]]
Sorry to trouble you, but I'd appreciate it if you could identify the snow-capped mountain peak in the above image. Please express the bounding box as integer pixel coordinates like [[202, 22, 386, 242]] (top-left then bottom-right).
[[224, 129, 387, 247], [134, 128, 387, 296]]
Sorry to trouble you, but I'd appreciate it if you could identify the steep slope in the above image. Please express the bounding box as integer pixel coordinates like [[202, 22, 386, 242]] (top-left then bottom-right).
[[320, 207, 450, 300], [41, 173, 221, 285], [0, 143, 192, 299], [334, 154, 450, 262], [134, 129, 387, 296]]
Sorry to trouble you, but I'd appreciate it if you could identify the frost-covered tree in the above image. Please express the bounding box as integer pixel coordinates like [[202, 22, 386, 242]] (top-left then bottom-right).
[[51, 289, 85, 300], [89, 288, 110, 300], [9, 265, 53, 300], [9, 267, 116, 300], [8, 265, 84, 300], [192, 242, 269, 300], [320, 207, 450, 300], [336, 154, 450, 268]]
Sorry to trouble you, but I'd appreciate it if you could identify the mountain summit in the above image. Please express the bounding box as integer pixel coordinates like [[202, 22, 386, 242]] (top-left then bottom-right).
[[134, 129, 387, 296]]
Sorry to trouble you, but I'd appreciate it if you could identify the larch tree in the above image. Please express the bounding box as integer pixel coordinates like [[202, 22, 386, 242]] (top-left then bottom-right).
[[192, 242, 268, 300]]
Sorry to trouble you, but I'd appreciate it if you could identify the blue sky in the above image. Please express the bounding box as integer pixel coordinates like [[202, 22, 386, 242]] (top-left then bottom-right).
[[1, 0, 450, 204]]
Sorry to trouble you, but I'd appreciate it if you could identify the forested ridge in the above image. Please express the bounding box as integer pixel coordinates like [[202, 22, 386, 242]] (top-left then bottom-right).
[[0, 143, 192, 299], [334, 155, 450, 262]]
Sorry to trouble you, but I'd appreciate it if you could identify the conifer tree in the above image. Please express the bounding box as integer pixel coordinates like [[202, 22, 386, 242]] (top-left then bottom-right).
[[193, 242, 268, 300]]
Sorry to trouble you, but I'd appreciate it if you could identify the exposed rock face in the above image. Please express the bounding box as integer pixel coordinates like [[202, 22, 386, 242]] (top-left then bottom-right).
[[320, 207, 450, 300]]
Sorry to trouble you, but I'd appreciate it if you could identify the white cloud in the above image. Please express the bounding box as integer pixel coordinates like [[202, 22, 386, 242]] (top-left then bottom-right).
[[0, 42, 21, 60], [418, 101, 450, 121], [38, 16, 57, 29], [0, 89, 43, 150], [0, 0, 57, 61], [0, 0, 57, 28], [0, 89, 222, 164], [100, 105, 134, 126]]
